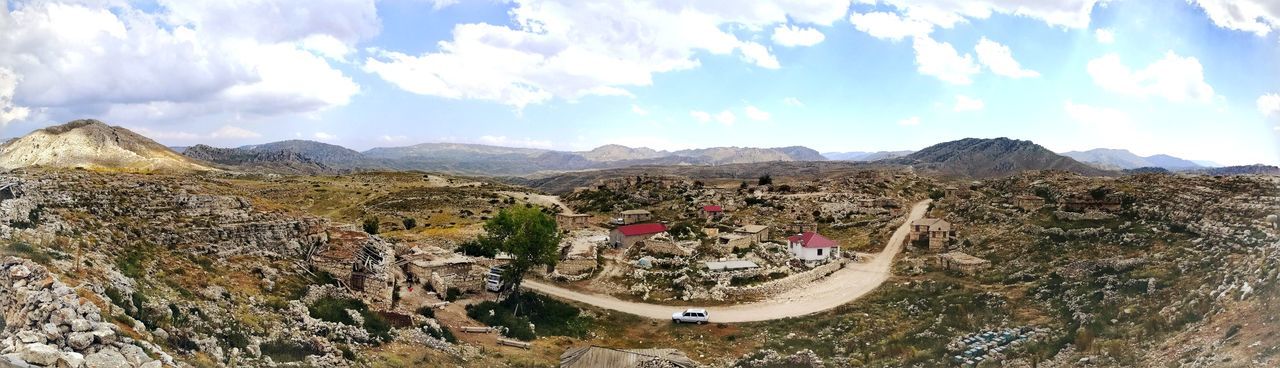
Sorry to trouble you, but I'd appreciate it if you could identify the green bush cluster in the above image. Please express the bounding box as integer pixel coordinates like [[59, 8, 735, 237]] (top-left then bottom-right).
[[307, 296, 393, 342], [464, 292, 591, 341]]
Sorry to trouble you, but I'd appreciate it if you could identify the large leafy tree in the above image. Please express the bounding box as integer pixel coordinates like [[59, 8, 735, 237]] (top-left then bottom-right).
[[479, 206, 561, 297]]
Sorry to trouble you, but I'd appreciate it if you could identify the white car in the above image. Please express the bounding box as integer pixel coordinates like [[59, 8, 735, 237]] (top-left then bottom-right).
[[671, 308, 709, 324]]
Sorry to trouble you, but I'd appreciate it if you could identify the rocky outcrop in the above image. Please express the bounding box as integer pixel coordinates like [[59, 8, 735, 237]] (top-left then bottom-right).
[[0, 120, 211, 172], [0, 258, 171, 367]]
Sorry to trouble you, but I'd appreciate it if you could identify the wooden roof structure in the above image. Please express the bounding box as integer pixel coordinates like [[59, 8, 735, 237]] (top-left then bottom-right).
[[560, 346, 697, 368]]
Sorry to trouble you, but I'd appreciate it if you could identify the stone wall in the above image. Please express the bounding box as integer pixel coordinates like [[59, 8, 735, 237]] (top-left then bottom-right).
[[717, 260, 845, 299]]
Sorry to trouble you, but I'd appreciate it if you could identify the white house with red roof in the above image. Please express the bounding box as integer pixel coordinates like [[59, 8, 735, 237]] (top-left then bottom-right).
[[787, 231, 838, 262], [609, 223, 669, 249], [700, 205, 723, 219]]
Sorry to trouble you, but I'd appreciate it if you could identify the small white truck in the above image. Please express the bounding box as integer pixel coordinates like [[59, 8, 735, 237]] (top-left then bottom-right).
[[671, 308, 709, 324]]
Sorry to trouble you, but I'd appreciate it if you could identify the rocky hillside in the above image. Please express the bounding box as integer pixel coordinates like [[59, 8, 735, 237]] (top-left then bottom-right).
[[1061, 148, 1201, 170], [181, 144, 334, 175], [823, 150, 913, 161], [0, 120, 212, 172], [238, 140, 373, 169], [889, 138, 1112, 178], [1188, 164, 1280, 176]]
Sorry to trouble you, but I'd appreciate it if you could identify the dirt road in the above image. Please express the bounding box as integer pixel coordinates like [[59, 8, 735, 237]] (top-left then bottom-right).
[[524, 199, 931, 323]]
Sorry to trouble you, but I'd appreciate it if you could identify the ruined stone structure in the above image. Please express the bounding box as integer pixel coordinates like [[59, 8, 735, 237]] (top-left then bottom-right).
[[908, 218, 955, 252]]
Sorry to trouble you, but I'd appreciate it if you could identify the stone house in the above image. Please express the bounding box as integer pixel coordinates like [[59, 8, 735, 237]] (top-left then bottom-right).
[[609, 223, 667, 249], [734, 224, 770, 243], [556, 213, 591, 231], [944, 186, 959, 199], [717, 233, 752, 250], [936, 252, 989, 275], [787, 231, 839, 262], [310, 228, 395, 308], [619, 209, 652, 224], [1014, 195, 1044, 211], [405, 255, 485, 294], [908, 218, 955, 252]]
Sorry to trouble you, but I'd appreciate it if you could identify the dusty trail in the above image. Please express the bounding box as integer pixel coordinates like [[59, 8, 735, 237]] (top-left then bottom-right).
[[524, 199, 931, 323]]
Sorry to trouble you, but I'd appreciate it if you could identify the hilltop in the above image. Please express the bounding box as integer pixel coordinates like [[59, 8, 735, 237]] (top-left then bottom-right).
[[0, 119, 211, 172], [889, 137, 1113, 178], [181, 144, 334, 175]]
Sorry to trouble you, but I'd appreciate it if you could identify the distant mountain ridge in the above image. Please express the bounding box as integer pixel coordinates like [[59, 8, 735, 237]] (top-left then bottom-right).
[[360, 143, 827, 175], [823, 151, 914, 161], [0, 119, 211, 172], [889, 137, 1112, 178], [182, 144, 334, 175], [1061, 148, 1202, 170]]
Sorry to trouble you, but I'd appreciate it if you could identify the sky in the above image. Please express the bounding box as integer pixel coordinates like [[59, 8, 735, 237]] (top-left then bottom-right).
[[0, 0, 1278, 165]]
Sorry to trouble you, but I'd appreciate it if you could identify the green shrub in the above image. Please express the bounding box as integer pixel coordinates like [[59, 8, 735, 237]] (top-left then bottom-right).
[[445, 287, 461, 302], [416, 306, 435, 319], [307, 296, 392, 342], [464, 292, 591, 340], [260, 341, 323, 363], [402, 217, 417, 230], [362, 217, 380, 235]]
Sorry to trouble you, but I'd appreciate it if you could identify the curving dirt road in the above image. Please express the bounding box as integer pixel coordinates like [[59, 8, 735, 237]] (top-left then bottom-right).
[[524, 199, 931, 323]]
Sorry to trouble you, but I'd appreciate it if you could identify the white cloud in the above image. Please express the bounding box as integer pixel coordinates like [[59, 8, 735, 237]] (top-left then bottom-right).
[[744, 105, 771, 121], [209, 125, 262, 139], [1191, 0, 1280, 36], [953, 95, 985, 111], [631, 104, 649, 116], [974, 37, 1040, 78], [381, 134, 410, 143], [1259, 93, 1280, 116], [783, 97, 804, 107], [690, 110, 712, 123], [313, 132, 337, 141], [1086, 52, 1215, 103], [0, 1, 369, 124], [911, 36, 980, 84], [715, 110, 737, 126], [0, 67, 30, 126], [898, 116, 921, 126], [738, 42, 781, 69], [875, 0, 1105, 29], [849, 11, 933, 41], [364, 0, 854, 108], [771, 24, 825, 47], [478, 135, 553, 149], [428, 0, 461, 10], [1094, 28, 1115, 44]]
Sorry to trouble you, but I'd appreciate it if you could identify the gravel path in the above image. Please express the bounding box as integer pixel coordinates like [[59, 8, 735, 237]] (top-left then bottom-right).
[[524, 199, 931, 323]]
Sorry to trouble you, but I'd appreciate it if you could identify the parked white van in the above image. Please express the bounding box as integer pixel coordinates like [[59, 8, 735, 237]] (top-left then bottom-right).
[[671, 308, 709, 324], [485, 266, 506, 292]]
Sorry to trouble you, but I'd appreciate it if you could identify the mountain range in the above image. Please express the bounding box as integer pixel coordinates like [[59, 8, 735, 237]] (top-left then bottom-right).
[[1061, 148, 1203, 170], [0, 120, 1264, 179]]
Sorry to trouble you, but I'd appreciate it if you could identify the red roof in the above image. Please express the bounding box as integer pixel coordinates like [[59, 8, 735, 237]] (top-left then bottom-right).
[[787, 232, 837, 248], [617, 223, 668, 236], [702, 205, 723, 212]]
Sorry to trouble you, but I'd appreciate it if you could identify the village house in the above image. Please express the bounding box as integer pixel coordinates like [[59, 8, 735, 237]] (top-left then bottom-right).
[[944, 186, 959, 199], [619, 209, 652, 224], [310, 228, 395, 308], [609, 223, 668, 249], [734, 224, 770, 243], [908, 218, 955, 252], [1014, 195, 1045, 211], [556, 213, 591, 231], [936, 252, 990, 275], [717, 233, 752, 250], [787, 231, 839, 262], [560, 346, 697, 368], [700, 205, 723, 220], [405, 255, 485, 294]]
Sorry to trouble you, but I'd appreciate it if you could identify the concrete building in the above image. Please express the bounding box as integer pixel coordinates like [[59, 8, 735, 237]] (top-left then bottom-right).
[[909, 218, 955, 252], [704, 260, 759, 272], [787, 231, 839, 262], [609, 223, 667, 249], [734, 224, 770, 243], [619, 209, 652, 224], [556, 213, 591, 231]]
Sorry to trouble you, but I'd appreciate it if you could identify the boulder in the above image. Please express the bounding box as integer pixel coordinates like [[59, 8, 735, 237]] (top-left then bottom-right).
[[118, 344, 147, 367], [66, 332, 94, 350], [69, 319, 92, 333], [57, 351, 85, 368], [9, 265, 31, 279], [18, 343, 60, 366], [84, 349, 129, 368]]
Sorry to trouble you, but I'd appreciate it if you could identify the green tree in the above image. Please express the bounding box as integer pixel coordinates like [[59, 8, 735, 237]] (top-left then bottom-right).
[[479, 206, 561, 297], [402, 217, 417, 230], [757, 175, 773, 186], [362, 217, 380, 235]]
